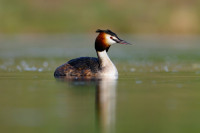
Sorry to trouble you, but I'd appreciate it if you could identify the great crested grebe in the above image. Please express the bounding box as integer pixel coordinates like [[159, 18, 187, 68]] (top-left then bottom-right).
[[54, 29, 130, 78]]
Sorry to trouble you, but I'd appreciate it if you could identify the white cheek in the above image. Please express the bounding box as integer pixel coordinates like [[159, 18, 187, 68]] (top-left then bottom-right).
[[105, 35, 116, 45]]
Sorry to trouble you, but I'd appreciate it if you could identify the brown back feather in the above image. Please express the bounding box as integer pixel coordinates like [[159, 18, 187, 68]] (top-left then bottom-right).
[[54, 57, 100, 77]]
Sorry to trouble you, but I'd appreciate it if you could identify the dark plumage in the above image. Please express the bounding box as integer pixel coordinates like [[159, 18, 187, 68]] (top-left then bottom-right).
[[54, 57, 100, 77], [96, 29, 117, 37]]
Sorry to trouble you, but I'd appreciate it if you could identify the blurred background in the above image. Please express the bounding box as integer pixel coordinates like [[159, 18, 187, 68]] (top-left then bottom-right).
[[0, 0, 200, 71], [0, 0, 200, 34]]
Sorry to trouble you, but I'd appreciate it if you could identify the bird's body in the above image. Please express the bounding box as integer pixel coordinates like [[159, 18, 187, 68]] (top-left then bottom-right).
[[54, 57, 100, 77], [54, 29, 130, 78]]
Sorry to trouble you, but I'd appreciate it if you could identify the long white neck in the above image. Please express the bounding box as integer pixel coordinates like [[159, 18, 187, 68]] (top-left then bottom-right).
[[97, 50, 118, 76]]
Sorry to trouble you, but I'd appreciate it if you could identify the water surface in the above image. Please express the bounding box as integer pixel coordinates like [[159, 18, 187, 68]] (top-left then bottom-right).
[[0, 35, 200, 133]]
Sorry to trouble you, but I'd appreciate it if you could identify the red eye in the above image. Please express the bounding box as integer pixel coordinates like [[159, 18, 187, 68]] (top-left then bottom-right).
[[110, 37, 113, 39]]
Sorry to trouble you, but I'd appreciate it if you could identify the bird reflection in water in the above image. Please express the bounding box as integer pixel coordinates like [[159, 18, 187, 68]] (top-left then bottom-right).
[[56, 76, 117, 133], [95, 77, 117, 133]]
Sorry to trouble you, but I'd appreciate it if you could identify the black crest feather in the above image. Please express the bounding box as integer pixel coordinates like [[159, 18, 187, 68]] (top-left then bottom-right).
[[96, 29, 117, 37]]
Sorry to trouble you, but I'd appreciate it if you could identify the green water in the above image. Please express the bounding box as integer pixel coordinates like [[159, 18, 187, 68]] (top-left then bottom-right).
[[0, 35, 200, 133]]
